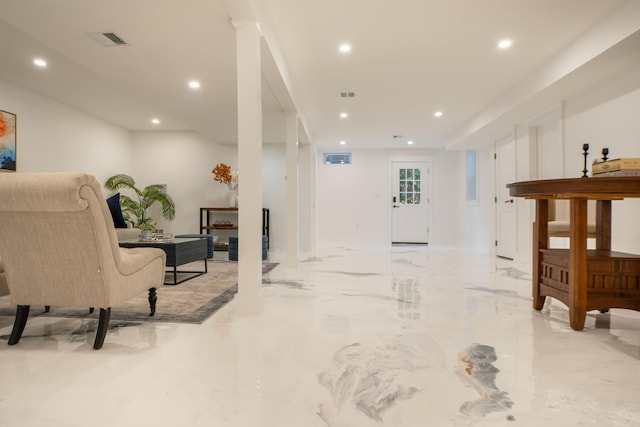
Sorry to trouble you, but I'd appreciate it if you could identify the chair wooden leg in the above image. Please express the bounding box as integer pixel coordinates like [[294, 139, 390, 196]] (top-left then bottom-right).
[[148, 288, 157, 317], [8, 305, 30, 345], [93, 308, 111, 350]]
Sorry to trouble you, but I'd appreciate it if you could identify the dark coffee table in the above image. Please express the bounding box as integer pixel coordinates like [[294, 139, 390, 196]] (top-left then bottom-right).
[[119, 237, 208, 285]]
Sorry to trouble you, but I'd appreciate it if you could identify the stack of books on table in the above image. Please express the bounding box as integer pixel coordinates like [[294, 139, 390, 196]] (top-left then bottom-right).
[[592, 158, 640, 177]]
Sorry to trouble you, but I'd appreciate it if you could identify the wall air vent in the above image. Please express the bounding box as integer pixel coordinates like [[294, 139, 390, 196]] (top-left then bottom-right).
[[89, 32, 128, 47], [324, 152, 352, 165], [339, 91, 356, 98]]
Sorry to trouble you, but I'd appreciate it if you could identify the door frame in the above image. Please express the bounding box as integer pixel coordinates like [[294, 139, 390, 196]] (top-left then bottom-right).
[[494, 133, 517, 259], [389, 155, 432, 245]]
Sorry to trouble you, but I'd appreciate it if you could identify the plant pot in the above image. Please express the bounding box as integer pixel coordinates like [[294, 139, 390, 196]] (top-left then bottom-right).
[[140, 230, 152, 241]]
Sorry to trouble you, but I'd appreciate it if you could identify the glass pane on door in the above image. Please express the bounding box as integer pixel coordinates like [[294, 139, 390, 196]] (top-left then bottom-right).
[[398, 168, 422, 205]]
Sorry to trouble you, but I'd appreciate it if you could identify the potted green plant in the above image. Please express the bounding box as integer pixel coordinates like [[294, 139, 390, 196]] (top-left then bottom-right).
[[137, 219, 157, 241], [104, 174, 175, 232]]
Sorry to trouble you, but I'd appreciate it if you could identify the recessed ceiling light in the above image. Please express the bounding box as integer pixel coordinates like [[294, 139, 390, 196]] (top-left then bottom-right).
[[33, 58, 47, 68], [434, 111, 443, 117], [498, 39, 512, 49], [339, 140, 346, 145], [407, 140, 414, 145], [339, 44, 351, 53], [340, 113, 348, 118], [151, 118, 160, 125], [188, 80, 201, 89]]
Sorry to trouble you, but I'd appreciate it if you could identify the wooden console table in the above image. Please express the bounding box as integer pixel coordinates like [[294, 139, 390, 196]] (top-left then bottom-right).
[[199, 207, 270, 251], [507, 177, 640, 330]]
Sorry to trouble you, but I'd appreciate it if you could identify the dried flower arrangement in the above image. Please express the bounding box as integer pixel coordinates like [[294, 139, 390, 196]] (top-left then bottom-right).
[[212, 163, 238, 190]]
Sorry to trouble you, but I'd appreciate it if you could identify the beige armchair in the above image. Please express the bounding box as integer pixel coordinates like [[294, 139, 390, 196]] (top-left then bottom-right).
[[0, 172, 166, 349], [548, 199, 597, 238], [115, 227, 143, 241], [0, 258, 8, 297]]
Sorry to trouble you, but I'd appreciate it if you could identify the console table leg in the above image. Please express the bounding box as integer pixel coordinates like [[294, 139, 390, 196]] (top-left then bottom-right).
[[570, 308, 587, 331], [569, 198, 588, 331], [595, 200, 612, 251], [533, 199, 548, 310]]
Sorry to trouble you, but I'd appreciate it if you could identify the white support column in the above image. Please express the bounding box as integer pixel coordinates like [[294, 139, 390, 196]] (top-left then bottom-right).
[[298, 143, 317, 254], [233, 20, 263, 314], [285, 113, 299, 267]]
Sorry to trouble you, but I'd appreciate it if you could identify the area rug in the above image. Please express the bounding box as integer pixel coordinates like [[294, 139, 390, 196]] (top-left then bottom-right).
[[0, 261, 278, 324]]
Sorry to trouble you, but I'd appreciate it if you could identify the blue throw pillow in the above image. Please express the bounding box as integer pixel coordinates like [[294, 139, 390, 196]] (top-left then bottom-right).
[[106, 193, 128, 228]]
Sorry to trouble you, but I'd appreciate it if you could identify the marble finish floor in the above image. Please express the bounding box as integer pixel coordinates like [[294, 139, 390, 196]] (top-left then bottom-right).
[[0, 246, 639, 426]]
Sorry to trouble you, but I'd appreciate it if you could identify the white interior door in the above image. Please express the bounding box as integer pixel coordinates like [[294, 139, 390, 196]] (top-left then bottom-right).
[[495, 137, 516, 259], [392, 162, 429, 243]]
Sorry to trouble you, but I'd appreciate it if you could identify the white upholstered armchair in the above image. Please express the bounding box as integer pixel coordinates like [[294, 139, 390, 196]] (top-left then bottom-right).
[[0, 261, 7, 297], [547, 199, 597, 238], [0, 172, 166, 349]]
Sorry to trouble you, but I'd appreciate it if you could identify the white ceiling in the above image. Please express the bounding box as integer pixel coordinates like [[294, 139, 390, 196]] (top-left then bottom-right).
[[0, 0, 638, 151]]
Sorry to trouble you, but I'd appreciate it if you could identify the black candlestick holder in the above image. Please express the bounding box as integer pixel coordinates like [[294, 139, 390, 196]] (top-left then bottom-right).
[[582, 144, 589, 178], [602, 147, 609, 162]]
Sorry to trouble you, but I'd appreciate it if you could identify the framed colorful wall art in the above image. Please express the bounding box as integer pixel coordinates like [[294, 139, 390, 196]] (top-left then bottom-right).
[[0, 110, 16, 172]]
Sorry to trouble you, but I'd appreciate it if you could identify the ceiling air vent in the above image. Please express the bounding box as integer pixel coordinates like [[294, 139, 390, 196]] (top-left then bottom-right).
[[339, 91, 355, 98], [324, 152, 352, 165], [103, 32, 127, 45], [89, 32, 128, 47]]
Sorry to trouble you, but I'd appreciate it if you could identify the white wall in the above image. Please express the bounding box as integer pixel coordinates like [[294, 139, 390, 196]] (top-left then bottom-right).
[[0, 80, 132, 183], [514, 126, 534, 261], [316, 150, 387, 247], [130, 131, 236, 235], [316, 149, 459, 248], [12, 70, 637, 260], [1, 81, 289, 252], [261, 144, 287, 252], [3, 78, 463, 255], [429, 150, 460, 245], [130, 133, 288, 251], [298, 144, 317, 252], [564, 87, 640, 254], [456, 148, 494, 252], [464, 86, 640, 264]]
